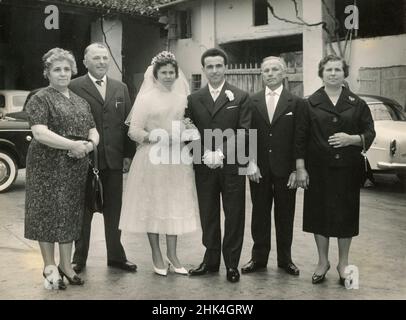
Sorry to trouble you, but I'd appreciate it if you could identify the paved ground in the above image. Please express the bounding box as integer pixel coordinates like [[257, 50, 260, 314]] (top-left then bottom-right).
[[0, 170, 405, 300]]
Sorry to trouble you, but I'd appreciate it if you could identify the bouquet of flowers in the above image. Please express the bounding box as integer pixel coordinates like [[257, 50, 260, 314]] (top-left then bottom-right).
[[181, 117, 200, 141]]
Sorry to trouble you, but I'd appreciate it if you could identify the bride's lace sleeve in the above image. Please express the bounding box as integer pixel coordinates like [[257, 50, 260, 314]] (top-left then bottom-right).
[[127, 96, 149, 144]]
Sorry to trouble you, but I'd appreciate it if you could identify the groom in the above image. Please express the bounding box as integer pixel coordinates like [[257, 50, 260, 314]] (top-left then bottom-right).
[[186, 48, 252, 283]]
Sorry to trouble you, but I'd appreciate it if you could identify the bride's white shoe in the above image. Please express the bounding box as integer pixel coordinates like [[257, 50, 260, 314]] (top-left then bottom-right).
[[165, 256, 188, 275], [153, 263, 168, 276]]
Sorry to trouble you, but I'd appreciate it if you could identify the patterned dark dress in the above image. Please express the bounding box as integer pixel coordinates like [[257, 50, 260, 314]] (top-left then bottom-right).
[[24, 87, 96, 243]]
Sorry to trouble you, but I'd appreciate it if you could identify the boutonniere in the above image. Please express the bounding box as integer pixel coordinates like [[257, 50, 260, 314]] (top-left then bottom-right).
[[349, 96, 355, 102], [225, 90, 235, 101]]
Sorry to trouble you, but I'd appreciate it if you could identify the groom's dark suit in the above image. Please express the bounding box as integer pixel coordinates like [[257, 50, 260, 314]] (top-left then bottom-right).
[[69, 74, 135, 265], [249, 87, 302, 267], [186, 82, 251, 269]]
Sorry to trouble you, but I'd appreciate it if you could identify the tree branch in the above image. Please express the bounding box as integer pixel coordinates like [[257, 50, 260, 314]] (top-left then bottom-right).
[[266, 0, 348, 57], [266, 1, 325, 27]]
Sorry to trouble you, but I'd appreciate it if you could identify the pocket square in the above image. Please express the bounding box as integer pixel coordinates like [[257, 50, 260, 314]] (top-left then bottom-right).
[[285, 112, 293, 116], [115, 97, 124, 109], [227, 105, 238, 110]]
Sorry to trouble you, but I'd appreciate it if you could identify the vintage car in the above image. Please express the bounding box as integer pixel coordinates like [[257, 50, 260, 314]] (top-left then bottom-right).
[[0, 115, 32, 192], [362, 95, 406, 181], [0, 90, 30, 116]]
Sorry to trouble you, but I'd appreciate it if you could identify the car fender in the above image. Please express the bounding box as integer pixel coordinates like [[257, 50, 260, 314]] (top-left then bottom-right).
[[0, 138, 21, 165]]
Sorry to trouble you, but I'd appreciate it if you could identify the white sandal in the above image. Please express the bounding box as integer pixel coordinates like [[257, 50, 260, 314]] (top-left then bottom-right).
[[42, 265, 66, 290]]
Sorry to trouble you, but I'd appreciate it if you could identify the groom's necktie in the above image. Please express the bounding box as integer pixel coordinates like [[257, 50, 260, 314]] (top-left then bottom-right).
[[211, 89, 220, 102]]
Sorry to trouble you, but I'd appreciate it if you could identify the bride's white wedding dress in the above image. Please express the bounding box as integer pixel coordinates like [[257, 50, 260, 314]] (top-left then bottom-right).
[[119, 84, 199, 235]]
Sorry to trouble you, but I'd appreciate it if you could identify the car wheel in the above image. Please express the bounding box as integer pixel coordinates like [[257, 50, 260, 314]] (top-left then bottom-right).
[[0, 151, 18, 192]]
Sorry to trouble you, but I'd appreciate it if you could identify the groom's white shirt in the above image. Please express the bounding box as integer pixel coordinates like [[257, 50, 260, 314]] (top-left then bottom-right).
[[208, 81, 225, 102]]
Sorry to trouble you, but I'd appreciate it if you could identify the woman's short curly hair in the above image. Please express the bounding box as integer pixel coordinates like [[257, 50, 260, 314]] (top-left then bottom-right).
[[318, 54, 349, 78], [42, 48, 77, 79], [151, 51, 179, 79]]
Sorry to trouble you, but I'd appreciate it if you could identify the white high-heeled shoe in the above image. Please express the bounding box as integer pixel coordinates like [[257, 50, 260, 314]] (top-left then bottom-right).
[[43, 265, 66, 290], [153, 263, 168, 276], [165, 256, 188, 275]]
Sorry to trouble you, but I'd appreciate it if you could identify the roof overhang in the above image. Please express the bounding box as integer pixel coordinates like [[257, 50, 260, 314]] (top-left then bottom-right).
[[157, 0, 191, 9]]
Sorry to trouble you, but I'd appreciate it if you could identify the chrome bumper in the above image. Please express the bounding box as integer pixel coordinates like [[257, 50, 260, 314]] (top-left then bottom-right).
[[377, 162, 406, 170]]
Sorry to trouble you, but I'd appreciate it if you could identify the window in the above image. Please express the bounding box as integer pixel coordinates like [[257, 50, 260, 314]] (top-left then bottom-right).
[[167, 9, 192, 39], [178, 10, 192, 39], [12, 95, 28, 112], [253, 0, 268, 26], [191, 74, 201, 92], [367, 103, 405, 121]]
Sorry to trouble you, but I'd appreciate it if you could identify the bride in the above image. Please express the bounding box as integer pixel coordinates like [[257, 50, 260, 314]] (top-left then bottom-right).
[[119, 51, 199, 276]]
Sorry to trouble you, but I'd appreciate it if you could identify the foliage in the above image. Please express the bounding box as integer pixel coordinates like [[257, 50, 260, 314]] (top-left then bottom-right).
[[54, 0, 174, 16]]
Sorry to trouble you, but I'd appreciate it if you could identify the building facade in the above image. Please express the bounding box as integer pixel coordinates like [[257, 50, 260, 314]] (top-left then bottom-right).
[[158, 0, 406, 106]]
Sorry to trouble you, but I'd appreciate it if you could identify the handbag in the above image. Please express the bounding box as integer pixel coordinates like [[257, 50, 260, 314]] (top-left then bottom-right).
[[359, 133, 372, 186], [87, 140, 104, 214], [360, 134, 368, 172]]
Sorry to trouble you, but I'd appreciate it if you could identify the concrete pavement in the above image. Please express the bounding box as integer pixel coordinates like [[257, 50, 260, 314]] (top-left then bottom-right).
[[0, 170, 405, 300]]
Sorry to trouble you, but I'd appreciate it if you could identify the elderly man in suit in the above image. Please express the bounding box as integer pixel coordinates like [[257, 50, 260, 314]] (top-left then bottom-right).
[[241, 56, 301, 276], [69, 43, 136, 273], [187, 48, 252, 283]]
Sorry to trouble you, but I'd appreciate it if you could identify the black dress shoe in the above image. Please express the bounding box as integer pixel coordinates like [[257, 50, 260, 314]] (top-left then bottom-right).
[[58, 266, 84, 285], [107, 260, 137, 272], [278, 262, 300, 276], [241, 260, 267, 274], [337, 266, 347, 286], [72, 263, 86, 274], [311, 263, 330, 284], [188, 262, 219, 276], [226, 268, 240, 283]]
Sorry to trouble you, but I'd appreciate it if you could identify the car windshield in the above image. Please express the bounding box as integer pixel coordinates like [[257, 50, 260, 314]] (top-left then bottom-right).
[[11, 95, 28, 112], [368, 103, 405, 121]]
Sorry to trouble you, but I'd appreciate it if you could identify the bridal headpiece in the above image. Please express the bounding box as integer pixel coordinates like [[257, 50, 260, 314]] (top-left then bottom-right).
[[151, 51, 176, 66]]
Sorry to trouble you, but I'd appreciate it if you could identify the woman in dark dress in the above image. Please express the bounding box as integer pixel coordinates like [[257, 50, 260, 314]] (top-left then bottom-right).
[[24, 48, 99, 290], [295, 55, 375, 285]]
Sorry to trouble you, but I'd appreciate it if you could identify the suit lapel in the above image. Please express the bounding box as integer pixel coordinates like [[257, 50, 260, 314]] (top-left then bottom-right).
[[104, 77, 118, 107], [198, 86, 215, 115], [335, 89, 357, 113], [81, 75, 104, 105], [270, 88, 291, 127], [253, 90, 271, 127], [310, 87, 355, 115], [309, 88, 340, 116], [212, 82, 230, 117]]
